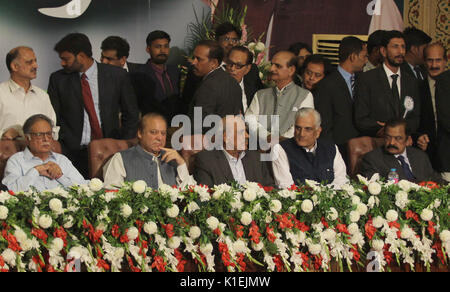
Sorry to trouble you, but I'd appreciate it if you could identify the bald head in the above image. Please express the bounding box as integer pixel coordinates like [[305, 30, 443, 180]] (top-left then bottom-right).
[[6, 46, 38, 84], [6, 46, 33, 72], [270, 51, 297, 88]]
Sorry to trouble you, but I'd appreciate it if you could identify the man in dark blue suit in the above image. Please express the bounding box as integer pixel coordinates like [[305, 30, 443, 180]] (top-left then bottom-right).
[[133, 30, 182, 122]]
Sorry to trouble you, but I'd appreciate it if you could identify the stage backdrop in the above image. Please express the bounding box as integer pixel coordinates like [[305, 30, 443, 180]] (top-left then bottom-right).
[[0, 0, 209, 89]]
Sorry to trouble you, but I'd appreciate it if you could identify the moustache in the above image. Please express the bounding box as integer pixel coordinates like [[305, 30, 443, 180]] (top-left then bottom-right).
[[387, 144, 399, 150], [157, 54, 168, 58]]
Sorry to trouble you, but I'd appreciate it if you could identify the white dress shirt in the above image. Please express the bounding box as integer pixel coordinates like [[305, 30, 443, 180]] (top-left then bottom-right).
[[103, 149, 195, 189], [271, 142, 348, 189], [222, 150, 247, 185], [245, 82, 314, 138], [0, 79, 58, 138]]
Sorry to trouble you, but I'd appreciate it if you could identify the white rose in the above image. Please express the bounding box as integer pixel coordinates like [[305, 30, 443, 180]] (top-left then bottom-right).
[[63, 215, 74, 229], [400, 226, 414, 240], [13, 228, 27, 243], [49, 198, 64, 215], [132, 180, 147, 194], [398, 180, 411, 192], [395, 191, 409, 209], [38, 214, 52, 229], [189, 226, 201, 240], [168, 236, 181, 249], [439, 230, 450, 243], [166, 205, 179, 218], [252, 241, 264, 251], [50, 238, 64, 253], [243, 189, 257, 202], [1, 249, 16, 266], [349, 210, 360, 223], [0, 206, 8, 220], [200, 243, 213, 254], [144, 222, 157, 235], [206, 216, 219, 230], [127, 227, 139, 241], [89, 178, 103, 192], [240, 212, 252, 226], [357, 203, 368, 216], [348, 223, 360, 235], [309, 243, 322, 255], [327, 207, 338, 221], [270, 200, 282, 213], [247, 42, 256, 51], [372, 216, 385, 228], [120, 204, 132, 218], [265, 214, 273, 224], [372, 239, 385, 251], [368, 182, 382, 195], [301, 199, 314, 213], [351, 196, 361, 206], [187, 202, 200, 214], [233, 240, 247, 254], [255, 42, 265, 52], [386, 210, 398, 222], [420, 209, 433, 222], [322, 229, 336, 241]]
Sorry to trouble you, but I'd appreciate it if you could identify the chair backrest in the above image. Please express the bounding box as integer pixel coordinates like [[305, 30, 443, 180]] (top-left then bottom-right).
[[347, 136, 384, 179], [0, 140, 62, 181], [88, 138, 138, 179]]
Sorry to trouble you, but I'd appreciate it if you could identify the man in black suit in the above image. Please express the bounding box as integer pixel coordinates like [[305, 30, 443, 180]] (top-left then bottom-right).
[[132, 31, 181, 121], [189, 40, 243, 125], [417, 43, 450, 182], [48, 33, 139, 178], [354, 30, 421, 138], [360, 119, 445, 184], [224, 46, 260, 112], [401, 27, 431, 81], [194, 115, 274, 187], [100, 36, 141, 73], [314, 36, 367, 160], [182, 22, 263, 115]]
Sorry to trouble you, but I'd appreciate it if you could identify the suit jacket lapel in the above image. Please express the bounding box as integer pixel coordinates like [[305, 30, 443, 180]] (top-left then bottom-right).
[[382, 148, 404, 177], [242, 151, 254, 181], [335, 73, 353, 103], [217, 151, 235, 182], [405, 147, 420, 179]]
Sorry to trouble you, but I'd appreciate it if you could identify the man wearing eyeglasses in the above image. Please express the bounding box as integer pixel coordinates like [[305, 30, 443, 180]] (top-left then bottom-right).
[[225, 46, 259, 113], [359, 118, 445, 184], [100, 36, 141, 73], [2, 114, 87, 192]]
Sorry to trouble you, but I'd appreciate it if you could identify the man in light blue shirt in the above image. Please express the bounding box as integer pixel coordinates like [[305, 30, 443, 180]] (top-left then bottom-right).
[[2, 114, 87, 192]]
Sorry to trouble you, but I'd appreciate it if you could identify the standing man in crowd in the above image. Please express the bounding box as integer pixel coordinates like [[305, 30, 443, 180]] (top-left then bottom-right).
[[354, 30, 421, 137], [301, 54, 332, 92], [246, 51, 314, 140], [417, 42, 450, 182], [314, 36, 367, 160], [288, 42, 313, 87], [134, 30, 181, 121], [0, 46, 57, 140], [401, 27, 431, 81], [48, 33, 139, 178], [189, 40, 243, 124], [100, 36, 141, 73], [363, 30, 385, 72]]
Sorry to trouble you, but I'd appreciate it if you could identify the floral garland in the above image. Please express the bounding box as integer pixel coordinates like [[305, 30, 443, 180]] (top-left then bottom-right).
[[0, 175, 448, 272]]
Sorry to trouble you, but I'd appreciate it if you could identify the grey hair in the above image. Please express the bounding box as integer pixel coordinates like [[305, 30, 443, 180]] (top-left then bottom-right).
[[23, 114, 54, 135], [295, 107, 321, 129]]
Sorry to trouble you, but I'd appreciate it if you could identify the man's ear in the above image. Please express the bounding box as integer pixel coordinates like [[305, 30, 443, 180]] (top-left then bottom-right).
[[380, 46, 387, 59]]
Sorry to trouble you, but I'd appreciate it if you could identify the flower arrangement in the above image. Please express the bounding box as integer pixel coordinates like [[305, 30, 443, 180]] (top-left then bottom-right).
[[0, 175, 448, 272]]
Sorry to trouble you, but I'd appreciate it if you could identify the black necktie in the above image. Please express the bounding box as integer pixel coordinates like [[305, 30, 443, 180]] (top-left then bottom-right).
[[162, 70, 173, 97], [391, 74, 400, 116], [414, 66, 423, 80], [397, 155, 415, 181]]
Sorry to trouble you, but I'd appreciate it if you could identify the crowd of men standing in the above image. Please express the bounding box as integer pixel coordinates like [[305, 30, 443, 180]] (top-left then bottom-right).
[[0, 22, 448, 193]]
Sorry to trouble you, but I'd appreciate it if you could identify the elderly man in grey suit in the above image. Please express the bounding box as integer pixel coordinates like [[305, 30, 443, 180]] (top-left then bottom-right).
[[194, 115, 275, 187], [360, 118, 445, 184]]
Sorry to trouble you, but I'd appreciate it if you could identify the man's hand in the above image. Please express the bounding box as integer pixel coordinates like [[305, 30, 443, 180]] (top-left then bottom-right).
[[417, 134, 430, 151], [1, 128, 20, 140], [35, 162, 63, 180], [161, 148, 186, 166]]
